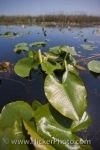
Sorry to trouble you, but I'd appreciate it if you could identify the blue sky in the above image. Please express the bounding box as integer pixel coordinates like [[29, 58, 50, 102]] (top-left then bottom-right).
[[0, 0, 100, 16]]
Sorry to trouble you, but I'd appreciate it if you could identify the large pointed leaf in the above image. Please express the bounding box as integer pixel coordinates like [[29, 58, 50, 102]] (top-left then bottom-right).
[[0, 120, 29, 150], [44, 72, 87, 121], [23, 120, 55, 150], [33, 104, 92, 150], [14, 57, 34, 77], [88, 60, 100, 73]]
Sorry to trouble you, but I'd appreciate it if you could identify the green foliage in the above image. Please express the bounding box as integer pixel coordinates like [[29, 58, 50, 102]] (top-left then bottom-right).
[[30, 41, 47, 47], [44, 71, 87, 121], [49, 45, 78, 56], [0, 32, 18, 38], [0, 101, 35, 150], [14, 57, 34, 77], [80, 44, 97, 50], [0, 101, 92, 150], [0, 43, 92, 149], [14, 43, 29, 54], [23, 120, 55, 150], [88, 60, 100, 73]]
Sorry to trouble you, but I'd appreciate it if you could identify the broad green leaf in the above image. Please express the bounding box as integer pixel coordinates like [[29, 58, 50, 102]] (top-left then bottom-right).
[[0, 101, 34, 129], [0, 120, 29, 150], [33, 104, 91, 150], [15, 43, 28, 47], [28, 50, 35, 58], [71, 112, 92, 132], [44, 72, 87, 121], [41, 61, 62, 75], [23, 120, 55, 150], [14, 43, 29, 54], [32, 100, 42, 112], [30, 42, 47, 47], [49, 45, 77, 56], [14, 57, 34, 77], [0, 32, 17, 38], [88, 60, 100, 73], [81, 44, 97, 50]]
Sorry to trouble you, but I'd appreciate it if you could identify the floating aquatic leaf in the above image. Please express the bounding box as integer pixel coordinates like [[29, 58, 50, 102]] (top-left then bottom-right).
[[0, 120, 29, 150], [0, 32, 18, 38], [81, 44, 97, 50], [30, 42, 47, 47], [44, 71, 87, 121], [0, 101, 36, 149], [14, 43, 29, 53], [14, 57, 34, 77], [0, 101, 34, 129], [49, 45, 78, 56], [88, 60, 100, 73]]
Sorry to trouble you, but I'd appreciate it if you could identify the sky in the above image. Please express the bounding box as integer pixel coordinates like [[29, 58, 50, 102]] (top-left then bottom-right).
[[0, 0, 100, 16]]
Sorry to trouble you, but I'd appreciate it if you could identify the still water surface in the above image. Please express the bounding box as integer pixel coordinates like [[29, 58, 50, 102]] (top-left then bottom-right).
[[0, 25, 100, 149]]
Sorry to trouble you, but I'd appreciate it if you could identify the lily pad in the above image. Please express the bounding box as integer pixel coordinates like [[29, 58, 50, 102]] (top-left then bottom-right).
[[81, 44, 97, 50], [0, 101, 35, 149], [0, 120, 29, 150], [49, 45, 78, 56], [0, 32, 18, 38], [88, 60, 100, 73], [14, 57, 34, 77], [14, 43, 29, 54], [30, 42, 47, 47], [0, 101, 34, 129]]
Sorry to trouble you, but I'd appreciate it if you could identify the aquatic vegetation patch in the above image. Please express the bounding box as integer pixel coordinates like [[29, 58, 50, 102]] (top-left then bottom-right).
[[80, 43, 97, 50], [0, 31, 18, 38], [0, 43, 93, 149], [14, 43, 29, 54], [88, 60, 100, 73]]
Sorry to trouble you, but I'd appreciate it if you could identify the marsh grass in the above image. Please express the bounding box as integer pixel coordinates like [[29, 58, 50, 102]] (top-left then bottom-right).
[[0, 15, 100, 26]]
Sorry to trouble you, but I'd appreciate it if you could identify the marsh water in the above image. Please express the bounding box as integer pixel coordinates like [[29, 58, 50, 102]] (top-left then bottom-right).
[[0, 25, 100, 149]]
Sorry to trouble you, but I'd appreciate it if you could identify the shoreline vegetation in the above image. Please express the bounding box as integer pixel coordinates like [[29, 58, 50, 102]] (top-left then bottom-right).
[[0, 15, 100, 27]]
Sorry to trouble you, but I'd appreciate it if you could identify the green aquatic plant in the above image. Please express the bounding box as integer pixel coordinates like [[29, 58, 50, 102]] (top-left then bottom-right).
[[30, 41, 47, 47], [80, 43, 97, 51], [0, 31, 18, 38], [88, 60, 100, 73], [0, 44, 92, 149], [14, 43, 29, 53]]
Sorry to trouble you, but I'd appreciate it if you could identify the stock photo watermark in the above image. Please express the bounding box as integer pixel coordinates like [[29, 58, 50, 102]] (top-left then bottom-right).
[[2, 137, 91, 146]]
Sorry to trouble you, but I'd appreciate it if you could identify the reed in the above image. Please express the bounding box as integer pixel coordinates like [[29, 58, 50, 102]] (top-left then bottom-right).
[[0, 15, 100, 26]]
